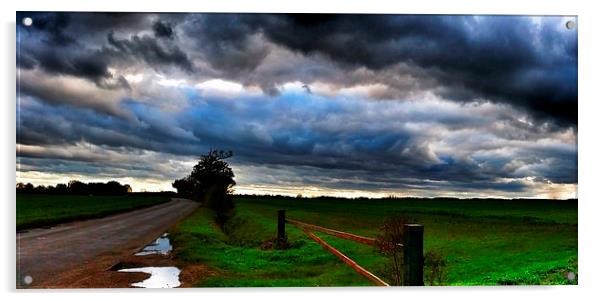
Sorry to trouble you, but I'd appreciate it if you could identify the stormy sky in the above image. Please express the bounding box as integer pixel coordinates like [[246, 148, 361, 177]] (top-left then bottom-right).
[[16, 13, 577, 198]]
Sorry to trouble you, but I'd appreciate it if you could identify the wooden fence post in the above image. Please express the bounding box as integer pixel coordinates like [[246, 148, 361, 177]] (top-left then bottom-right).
[[277, 209, 286, 242], [403, 224, 424, 286]]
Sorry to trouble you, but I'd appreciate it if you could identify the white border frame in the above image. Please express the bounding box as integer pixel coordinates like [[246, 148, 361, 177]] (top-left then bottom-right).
[[3, 1, 600, 301]]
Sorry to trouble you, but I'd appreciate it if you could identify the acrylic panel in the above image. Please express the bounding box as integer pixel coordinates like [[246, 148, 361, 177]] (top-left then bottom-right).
[[16, 12, 578, 288]]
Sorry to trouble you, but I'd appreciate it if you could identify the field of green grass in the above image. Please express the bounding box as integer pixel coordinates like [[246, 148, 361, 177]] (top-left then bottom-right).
[[172, 196, 577, 287], [16, 194, 169, 230]]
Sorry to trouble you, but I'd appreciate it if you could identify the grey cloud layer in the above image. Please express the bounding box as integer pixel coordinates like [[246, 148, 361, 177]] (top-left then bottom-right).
[[176, 14, 577, 126], [16, 12, 577, 196], [17, 90, 576, 194], [18, 13, 577, 126]]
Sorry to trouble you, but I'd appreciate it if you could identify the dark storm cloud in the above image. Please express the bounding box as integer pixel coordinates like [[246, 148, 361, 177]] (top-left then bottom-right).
[[16, 13, 577, 196], [29, 12, 75, 46], [18, 13, 577, 126], [17, 12, 192, 86], [16, 52, 36, 69], [182, 14, 271, 76], [105, 32, 193, 72], [183, 14, 577, 127], [17, 12, 153, 43], [30, 48, 112, 82], [153, 20, 175, 39], [18, 13, 120, 87]]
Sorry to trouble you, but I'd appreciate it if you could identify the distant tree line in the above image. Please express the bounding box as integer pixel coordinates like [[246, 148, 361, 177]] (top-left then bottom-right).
[[16, 180, 133, 195]]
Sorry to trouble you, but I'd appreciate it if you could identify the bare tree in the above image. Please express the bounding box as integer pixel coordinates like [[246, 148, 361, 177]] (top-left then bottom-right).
[[375, 216, 408, 285]]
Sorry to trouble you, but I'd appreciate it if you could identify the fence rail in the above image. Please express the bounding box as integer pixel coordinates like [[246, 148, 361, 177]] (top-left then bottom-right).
[[278, 209, 424, 286], [286, 218, 378, 246], [302, 228, 390, 286]]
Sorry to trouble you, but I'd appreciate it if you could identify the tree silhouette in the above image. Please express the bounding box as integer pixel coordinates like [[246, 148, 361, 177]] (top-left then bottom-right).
[[172, 176, 195, 197], [173, 149, 236, 223]]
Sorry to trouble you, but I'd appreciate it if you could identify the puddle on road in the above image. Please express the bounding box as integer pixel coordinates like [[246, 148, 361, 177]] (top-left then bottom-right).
[[119, 267, 181, 288], [135, 233, 172, 256], [116, 232, 181, 288]]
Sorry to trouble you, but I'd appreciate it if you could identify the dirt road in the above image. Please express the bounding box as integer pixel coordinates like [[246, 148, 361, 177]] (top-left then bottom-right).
[[16, 198, 199, 288]]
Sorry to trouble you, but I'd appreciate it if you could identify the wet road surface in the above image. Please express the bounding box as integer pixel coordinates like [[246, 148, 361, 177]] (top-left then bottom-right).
[[16, 198, 199, 288]]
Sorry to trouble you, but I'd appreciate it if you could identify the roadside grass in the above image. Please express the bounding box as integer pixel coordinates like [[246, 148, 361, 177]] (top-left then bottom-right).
[[172, 196, 577, 286], [171, 207, 372, 287], [16, 194, 169, 230]]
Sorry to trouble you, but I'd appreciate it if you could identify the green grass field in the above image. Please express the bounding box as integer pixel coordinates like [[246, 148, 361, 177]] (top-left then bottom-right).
[[16, 194, 169, 230], [172, 196, 577, 286]]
